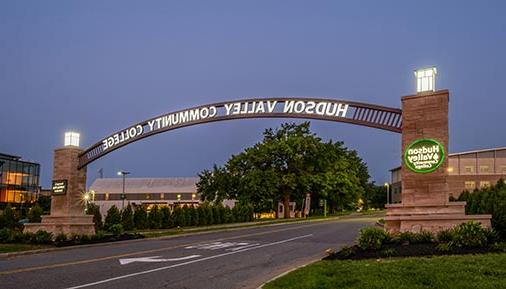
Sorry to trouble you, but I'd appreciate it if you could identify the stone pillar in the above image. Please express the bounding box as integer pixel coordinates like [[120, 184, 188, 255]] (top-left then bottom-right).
[[385, 90, 491, 233], [24, 147, 95, 236]]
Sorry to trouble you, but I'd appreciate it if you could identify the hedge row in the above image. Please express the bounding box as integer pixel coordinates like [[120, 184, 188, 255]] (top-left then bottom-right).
[[100, 203, 255, 232]]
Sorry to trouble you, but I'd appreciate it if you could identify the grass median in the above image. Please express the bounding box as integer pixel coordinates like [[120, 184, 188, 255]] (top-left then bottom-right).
[[263, 253, 506, 289]]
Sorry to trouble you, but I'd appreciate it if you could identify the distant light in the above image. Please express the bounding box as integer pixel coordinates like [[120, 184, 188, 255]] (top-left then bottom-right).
[[447, 167, 454, 173], [384, 182, 389, 187], [414, 67, 437, 93], [64, 131, 80, 147], [192, 193, 196, 200], [177, 194, 181, 200], [117, 171, 122, 176], [83, 193, 90, 201]]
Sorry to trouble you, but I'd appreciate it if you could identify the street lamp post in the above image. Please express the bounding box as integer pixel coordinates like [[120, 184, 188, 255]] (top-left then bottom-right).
[[117, 171, 130, 210], [384, 183, 390, 205]]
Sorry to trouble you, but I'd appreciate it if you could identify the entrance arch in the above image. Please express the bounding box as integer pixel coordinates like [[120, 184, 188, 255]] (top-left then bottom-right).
[[23, 90, 492, 236], [78, 97, 402, 168]]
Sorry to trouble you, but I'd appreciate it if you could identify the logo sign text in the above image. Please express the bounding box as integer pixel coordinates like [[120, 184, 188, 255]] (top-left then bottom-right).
[[404, 139, 445, 173]]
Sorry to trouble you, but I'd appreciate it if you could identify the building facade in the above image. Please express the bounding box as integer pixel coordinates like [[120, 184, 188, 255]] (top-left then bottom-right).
[[390, 147, 506, 201], [89, 177, 203, 215], [0, 153, 40, 206]]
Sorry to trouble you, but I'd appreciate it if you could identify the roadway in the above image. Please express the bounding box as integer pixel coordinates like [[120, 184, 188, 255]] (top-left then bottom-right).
[[0, 217, 373, 289]]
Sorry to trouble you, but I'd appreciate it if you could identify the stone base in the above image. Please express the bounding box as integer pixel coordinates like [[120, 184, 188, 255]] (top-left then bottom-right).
[[385, 202, 491, 233], [24, 215, 95, 236]]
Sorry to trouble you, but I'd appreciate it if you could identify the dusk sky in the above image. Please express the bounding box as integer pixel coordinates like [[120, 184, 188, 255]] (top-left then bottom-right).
[[1, 1, 505, 188]]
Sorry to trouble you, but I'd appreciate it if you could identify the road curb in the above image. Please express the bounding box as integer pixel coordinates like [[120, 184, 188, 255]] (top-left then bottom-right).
[[0, 215, 361, 259], [256, 257, 322, 289]]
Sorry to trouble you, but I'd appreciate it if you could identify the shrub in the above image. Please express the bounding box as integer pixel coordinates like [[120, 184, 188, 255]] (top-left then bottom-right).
[[160, 206, 172, 229], [33, 230, 53, 244], [459, 179, 506, 240], [133, 205, 148, 229], [197, 206, 207, 226], [436, 242, 453, 253], [380, 248, 397, 257], [436, 229, 454, 243], [109, 224, 124, 236], [358, 227, 390, 250], [189, 206, 199, 226], [0, 227, 12, 243], [491, 242, 506, 252], [86, 203, 103, 231], [1, 204, 20, 229], [27, 204, 43, 223], [104, 205, 121, 230], [451, 221, 488, 248], [338, 246, 356, 258], [148, 205, 162, 229], [55, 233, 67, 244], [121, 205, 134, 231]]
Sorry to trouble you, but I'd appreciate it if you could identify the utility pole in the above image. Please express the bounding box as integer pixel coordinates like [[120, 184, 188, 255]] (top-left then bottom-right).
[[118, 171, 130, 210]]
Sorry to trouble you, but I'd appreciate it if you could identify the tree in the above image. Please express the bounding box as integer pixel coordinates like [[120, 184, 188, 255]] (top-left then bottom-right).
[[0, 204, 19, 230], [104, 205, 121, 231], [86, 203, 103, 231], [133, 205, 149, 229], [149, 205, 162, 229], [361, 182, 387, 210], [121, 204, 134, 231], [160, 206, 172, 229], [197, 122, 369, 218], [36, 195, 51, 214], [27, 204, 43, 223], [172, 206, 185, 227]]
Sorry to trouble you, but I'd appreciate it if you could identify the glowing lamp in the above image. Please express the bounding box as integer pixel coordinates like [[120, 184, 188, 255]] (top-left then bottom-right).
[[414, 67, 437, 93], [64, 131, 80, 147]]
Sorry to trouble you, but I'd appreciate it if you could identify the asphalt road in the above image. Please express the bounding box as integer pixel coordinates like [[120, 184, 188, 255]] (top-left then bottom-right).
[[0, 217, 373, 289]]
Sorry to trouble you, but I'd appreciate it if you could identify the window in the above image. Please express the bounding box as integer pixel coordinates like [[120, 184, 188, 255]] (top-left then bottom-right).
[[464, 166, 475, 173], [480, 181, 490, 188], [160, 193, 164, 199], [105, 193, 109, 201], [464, 181, 476, 190], [502, 165, 506, 174], [479, 165, 490, 173]]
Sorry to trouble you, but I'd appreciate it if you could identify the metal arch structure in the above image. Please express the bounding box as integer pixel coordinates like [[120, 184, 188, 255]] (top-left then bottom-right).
[[78, 97, 402, 169]]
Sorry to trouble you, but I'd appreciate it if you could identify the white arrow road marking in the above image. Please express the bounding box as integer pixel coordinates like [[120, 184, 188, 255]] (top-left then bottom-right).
[[119, 255, 201, 265], [67, 234, 312, 289]]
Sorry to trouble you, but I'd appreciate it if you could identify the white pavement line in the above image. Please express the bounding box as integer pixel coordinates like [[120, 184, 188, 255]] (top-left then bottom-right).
[[119, 255, 202, 265], [65, 234, 313, 289], [228, 243, 260, 251]]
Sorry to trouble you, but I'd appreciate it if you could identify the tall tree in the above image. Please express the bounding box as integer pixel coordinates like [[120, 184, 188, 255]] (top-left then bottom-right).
[[197, 122, 369, 218]]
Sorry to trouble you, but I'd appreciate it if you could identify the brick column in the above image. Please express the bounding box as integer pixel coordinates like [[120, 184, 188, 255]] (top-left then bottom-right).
[[51, 147, 87, 216], [385, 90, 491, 233], [24, 147, 95, 236], [401, 90, 450, 206]]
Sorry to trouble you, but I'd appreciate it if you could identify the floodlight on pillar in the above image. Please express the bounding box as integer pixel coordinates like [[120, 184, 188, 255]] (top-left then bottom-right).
[[414, 67, 437, 93], [64, 131, 80, 147]]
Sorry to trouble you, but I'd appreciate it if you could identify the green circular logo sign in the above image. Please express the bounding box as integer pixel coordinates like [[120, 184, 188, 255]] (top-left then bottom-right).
[[404, 139, 445, 173]]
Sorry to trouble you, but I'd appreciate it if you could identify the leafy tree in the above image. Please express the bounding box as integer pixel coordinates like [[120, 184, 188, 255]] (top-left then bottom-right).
[[459, 179, 506, 239], [86, 203, 103, 231], [36, 195, 51, 213], [160, 206, 172, 229], [361, 182, 387, 210], [27, 204, 43, 223], [149, 205, 162, 229], [172, 206, 185, 227], [121, 205, 134, 231], [197, 206, 207, 226], [0, 204, 19, 230], [133, 205, 149, 229], [104, 205, 121, 231], [197, 122, 369, 218]]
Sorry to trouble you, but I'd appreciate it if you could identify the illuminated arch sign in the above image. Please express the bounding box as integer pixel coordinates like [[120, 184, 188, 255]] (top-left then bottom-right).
[[78, 97, 403, 168], [404, 139, 445, 173]]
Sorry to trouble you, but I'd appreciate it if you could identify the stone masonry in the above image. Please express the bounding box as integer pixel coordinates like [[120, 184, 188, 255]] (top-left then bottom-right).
[[24, 147, 95, 236], [385, 90, 491, 233]]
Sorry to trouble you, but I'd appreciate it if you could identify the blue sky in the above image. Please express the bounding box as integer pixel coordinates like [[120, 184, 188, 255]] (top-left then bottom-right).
[[1, 0, 505, 187]]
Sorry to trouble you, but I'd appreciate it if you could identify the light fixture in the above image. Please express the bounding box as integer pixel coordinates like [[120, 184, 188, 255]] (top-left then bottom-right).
[[414, 67, 437, 93], [64, 131, 80, 147]]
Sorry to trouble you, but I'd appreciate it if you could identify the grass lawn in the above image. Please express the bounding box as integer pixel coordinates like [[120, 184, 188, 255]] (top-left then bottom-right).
[[264, 253, 506, 289], [0, 243, 50, 254]]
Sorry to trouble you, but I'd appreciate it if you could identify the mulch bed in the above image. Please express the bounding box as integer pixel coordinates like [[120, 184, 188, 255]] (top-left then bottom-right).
[[324, 243, 498, 260]]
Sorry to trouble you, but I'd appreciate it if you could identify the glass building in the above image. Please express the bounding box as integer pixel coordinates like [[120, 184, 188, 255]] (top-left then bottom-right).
[[0, 153, 40, 206]]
